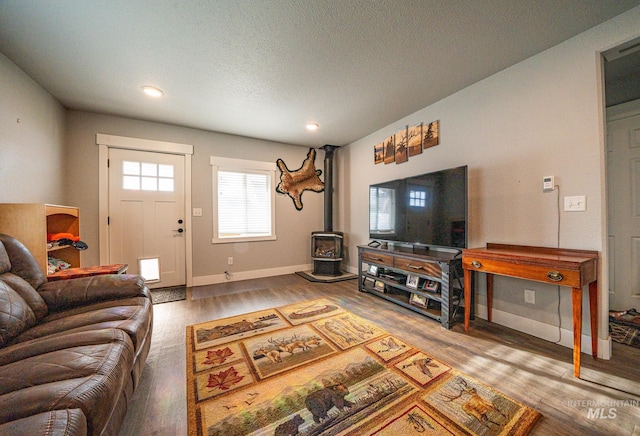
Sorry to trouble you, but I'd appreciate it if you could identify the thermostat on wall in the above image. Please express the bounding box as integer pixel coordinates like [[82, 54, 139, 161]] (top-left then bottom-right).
[[542, 176, 555, 192]]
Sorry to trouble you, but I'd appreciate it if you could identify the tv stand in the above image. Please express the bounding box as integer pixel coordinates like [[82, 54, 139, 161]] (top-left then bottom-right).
[[358, 245, 467, 329]]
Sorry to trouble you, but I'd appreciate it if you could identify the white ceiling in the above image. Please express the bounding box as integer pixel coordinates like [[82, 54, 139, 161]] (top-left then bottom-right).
[[1, 0, 639, 147]]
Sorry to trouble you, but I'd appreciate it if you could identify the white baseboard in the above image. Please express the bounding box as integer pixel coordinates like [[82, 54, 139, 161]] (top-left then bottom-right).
[[193, 264, 312, 286], [475, 304, 612, 360]]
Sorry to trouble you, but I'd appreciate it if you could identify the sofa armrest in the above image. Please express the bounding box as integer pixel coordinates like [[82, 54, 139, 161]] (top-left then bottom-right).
[[37, 274, 149, 312], [0, 409, 87, 436]]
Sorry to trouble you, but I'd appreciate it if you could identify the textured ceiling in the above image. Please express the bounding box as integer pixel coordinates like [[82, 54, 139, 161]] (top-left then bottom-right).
[[1, 0, 639, 147]]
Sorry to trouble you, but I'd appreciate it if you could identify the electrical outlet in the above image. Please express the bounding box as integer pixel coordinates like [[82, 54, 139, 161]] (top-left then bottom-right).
[[228, 257, 234, 265], [193, 208, 203, 217], [524, 289, 536, 304]]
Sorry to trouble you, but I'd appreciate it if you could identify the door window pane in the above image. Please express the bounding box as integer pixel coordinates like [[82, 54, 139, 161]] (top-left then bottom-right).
[[141, 162, 157, 177], [122, 161, 174, 192], [123, 161, 140, 175], [123, 175, 140, 190]]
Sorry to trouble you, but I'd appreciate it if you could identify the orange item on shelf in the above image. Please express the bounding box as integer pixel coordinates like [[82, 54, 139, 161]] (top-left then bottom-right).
[[47, 232, 80, 242]]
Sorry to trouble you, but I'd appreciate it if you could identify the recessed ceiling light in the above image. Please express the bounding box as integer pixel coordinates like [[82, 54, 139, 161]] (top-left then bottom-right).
[[142, 85, 163, 97], [306, 122, 319, 131]]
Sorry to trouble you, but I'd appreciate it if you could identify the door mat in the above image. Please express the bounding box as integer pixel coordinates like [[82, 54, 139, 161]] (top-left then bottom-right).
[[151, 286, 187, 304], [609, 309, 640, 349], [296, 270, 358, 283], [186, 298, 541, 435]]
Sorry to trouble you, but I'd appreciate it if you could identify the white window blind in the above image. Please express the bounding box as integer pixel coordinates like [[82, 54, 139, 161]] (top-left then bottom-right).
[[369, 186, 396, 233], [211, 157, 276, 243]]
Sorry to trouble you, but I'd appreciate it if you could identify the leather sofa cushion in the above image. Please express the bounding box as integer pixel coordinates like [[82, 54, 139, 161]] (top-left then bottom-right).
[[9, 296, 152, 354], [0, 329, 134, 435], [0, 240, 48, 346], [0, 234, 47, 290], [0, 409, 87, 436], [0, 242, 10, 274], [0, 272, 48, 320], [0, 281, 37, 347]]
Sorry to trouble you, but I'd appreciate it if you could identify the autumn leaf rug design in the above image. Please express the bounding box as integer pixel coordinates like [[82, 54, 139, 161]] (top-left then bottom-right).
[[186, 298, 540, 435]]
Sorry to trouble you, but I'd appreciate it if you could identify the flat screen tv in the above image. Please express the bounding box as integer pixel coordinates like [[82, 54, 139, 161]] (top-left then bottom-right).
[[369, 165, 467, 249]]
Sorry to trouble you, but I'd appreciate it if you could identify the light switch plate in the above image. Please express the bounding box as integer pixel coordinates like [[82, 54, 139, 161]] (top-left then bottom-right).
[[564, 195, 586, 212], [193, 208, 203, 216]]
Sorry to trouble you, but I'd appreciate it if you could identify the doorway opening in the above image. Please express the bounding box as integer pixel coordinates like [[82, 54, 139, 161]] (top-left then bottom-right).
[[603, 36, 640, 353]]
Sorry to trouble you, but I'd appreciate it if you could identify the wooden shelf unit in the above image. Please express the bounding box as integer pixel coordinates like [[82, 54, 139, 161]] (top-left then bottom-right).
[[0, 203, 81, 275], [358, 245, 465, 329]]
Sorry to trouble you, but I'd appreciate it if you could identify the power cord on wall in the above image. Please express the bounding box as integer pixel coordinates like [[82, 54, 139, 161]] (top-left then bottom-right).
[[553, 184, 562, 344], [555, 184, 561, 248]]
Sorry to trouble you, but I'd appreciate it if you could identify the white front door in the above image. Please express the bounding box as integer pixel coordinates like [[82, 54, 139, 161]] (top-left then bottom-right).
[[607, 110, 640, 311], [108, 148, 186, 288]]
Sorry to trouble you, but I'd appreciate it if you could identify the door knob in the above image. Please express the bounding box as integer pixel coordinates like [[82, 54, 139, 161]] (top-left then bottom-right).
[[173, 228, 184, 233], [178, 219, 183, 224]]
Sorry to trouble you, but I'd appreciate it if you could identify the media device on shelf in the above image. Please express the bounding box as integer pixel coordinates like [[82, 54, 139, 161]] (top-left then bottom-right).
[[369, 165, 467, 251]]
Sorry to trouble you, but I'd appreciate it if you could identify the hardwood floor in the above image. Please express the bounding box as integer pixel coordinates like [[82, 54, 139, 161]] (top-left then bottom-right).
[[119, 274, 640, 435]]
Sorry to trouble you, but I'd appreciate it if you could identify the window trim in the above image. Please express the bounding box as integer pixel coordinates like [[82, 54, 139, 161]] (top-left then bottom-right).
[[210, 156, 277, 244]]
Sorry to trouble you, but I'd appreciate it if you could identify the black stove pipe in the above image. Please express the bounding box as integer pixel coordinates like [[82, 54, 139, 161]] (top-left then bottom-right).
[[320, 145, 337, 232]]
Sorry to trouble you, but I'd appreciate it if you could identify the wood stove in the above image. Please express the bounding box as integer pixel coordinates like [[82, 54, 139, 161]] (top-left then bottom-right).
[[311, 231, 343, 276], [311, 144, 345, 276]]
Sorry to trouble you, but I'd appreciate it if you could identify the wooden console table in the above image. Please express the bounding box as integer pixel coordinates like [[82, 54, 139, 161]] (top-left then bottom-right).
[[47, 263, 129, 281], [462, 243, 598, 378]]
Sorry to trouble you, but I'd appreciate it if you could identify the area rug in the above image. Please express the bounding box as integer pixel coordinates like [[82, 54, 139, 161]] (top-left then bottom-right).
[[295, 271, 359, 283], [150, 286, 186, 304], [609, 309, 640, 349], [186, 298, 540, 436]]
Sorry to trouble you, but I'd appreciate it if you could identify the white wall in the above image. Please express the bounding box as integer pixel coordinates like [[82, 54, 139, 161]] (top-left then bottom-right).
[[340, 7, 640, 353], [0, 53, 66, 204], [65, 111, 324, 282], [0, 49, 325, 286]]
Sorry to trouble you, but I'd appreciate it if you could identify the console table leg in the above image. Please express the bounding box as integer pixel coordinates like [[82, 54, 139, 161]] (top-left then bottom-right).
[[486, 273, 493, 323], [572, 287, 582, 378], [589, 281, 598, 359], [464, 270, 471, 332]]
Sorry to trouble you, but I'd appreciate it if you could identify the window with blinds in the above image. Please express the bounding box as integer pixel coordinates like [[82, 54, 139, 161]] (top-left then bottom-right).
[[211, 157, 276, 243], [369, 186, 396, 234]]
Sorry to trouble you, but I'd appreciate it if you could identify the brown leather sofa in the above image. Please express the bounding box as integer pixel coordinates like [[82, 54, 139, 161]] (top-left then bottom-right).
[[0, 233, 153, 435]]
